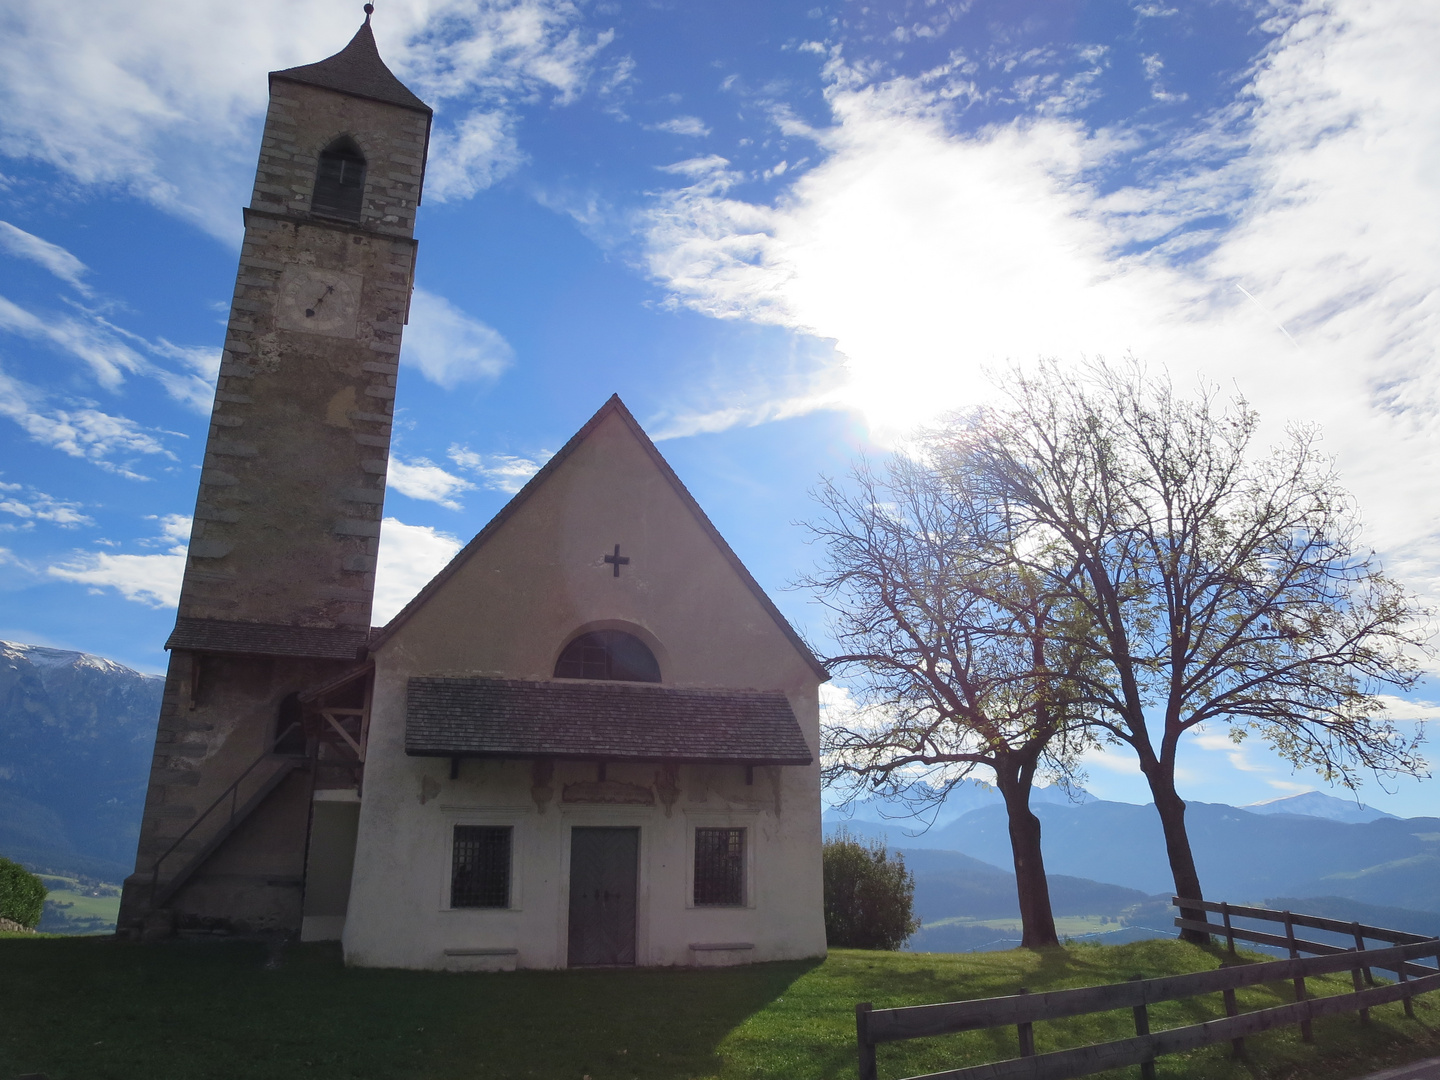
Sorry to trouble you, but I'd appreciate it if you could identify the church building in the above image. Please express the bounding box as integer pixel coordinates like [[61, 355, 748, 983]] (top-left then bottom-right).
[[117, 10, 828, 970]]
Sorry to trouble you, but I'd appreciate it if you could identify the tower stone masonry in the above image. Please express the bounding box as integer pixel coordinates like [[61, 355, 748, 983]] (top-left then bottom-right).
[[118, 15, 432, 937]]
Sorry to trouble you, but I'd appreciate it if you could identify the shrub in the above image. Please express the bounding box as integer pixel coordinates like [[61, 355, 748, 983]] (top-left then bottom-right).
[[823, 831, 919, 949], [0, 856, 47, 929]]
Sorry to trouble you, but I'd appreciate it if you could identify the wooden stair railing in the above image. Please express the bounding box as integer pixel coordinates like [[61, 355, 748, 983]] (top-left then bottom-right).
[[148, 723, 310, 909]]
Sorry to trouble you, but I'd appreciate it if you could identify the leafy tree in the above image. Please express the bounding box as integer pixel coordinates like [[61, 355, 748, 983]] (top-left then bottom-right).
[[941, 360, 1430, 941], [822, 831, 920, 950], [807, 455, 1097, 947], [0, 856, 46, 929]]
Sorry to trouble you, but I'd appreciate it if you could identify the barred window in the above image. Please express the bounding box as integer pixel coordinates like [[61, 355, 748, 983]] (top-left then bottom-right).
[[693, 827, 745, 906], [451, 825, 511, 908]]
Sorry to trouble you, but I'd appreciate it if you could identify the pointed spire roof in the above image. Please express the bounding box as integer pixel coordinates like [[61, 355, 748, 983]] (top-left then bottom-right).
[[271, 14, 431, 115]]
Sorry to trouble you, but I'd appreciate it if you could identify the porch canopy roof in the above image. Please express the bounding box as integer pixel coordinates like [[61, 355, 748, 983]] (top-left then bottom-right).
[[405, 677, 813, 765]]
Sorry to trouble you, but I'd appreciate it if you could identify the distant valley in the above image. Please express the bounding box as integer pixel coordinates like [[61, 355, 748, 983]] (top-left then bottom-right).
[[827, 779, 1440, 949]]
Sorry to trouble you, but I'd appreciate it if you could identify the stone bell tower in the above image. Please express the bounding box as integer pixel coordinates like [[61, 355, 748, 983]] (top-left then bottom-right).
[[119, 8, 431, 937]]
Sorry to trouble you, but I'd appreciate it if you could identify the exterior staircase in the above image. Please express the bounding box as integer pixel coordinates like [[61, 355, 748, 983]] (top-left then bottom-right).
[[146, 747, 310, 911]]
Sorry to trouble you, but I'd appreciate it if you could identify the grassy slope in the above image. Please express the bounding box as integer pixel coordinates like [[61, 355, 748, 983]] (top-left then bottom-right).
[[1, 938, 1437, 1080]]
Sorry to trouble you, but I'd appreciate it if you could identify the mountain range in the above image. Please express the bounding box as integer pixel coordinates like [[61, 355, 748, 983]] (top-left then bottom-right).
[[0, 641, 162, 881]]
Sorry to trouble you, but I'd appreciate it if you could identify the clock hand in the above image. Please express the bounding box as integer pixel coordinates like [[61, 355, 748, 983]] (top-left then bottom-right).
[[304, 284, 336, 318]]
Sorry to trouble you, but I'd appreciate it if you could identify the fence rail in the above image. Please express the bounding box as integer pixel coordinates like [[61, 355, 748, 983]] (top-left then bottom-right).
[[855, 905, 1440, 1080], [1174, 896, 1435, 978]]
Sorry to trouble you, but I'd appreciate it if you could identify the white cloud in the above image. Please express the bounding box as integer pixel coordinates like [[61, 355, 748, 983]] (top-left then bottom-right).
[[447, 445, 551, 492], [1372, 695, 1440, 724], [373, 516, 463, 624], [146, 513, 193, 547], [1078, 746, 1144, 776], [387, 456, 475, 510], [0, 221, 90, 293], [402, 286, 516, 389], [0, 368, 174, 477], [0, 484, 92, 528], [48, 551, 185, 607], [424, 110, 524, 202], [46, 512, 189, 606], [651, 116, 710, 137], [0, 0, 613, 237]]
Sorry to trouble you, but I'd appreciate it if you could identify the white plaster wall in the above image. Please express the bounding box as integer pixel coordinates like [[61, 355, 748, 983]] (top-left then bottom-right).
[[341, 408, 827, 969]]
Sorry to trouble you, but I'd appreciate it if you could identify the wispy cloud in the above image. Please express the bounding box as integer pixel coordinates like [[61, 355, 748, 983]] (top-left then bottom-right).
[[0, 294, 146, 389], [0, 221, 90, 294], [650, 116, 710, 137], [373, 516, 463, 624], [0, 292, 219, 410], [402, 287, 515, 389], [0, 367, 174, 478], [0, 481, 91, 528], [447, 445, 551, 493], [387, 456, 475, 510]]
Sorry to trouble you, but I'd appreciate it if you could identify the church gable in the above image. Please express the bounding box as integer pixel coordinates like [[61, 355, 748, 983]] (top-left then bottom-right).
[[373, 395, 826, 692]]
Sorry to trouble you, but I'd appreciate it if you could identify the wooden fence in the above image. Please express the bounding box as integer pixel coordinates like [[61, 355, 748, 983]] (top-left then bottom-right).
[[854, 902, 1440, 1080], [1174, 897, 1437, 975]]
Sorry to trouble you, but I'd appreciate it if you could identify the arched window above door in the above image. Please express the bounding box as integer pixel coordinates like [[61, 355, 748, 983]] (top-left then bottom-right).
[[312, 135, 366, 221], [554, 630, 661, 683]]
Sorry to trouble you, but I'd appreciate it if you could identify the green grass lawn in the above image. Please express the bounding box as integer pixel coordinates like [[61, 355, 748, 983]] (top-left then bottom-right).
[[1, 937, 1437, 1080]]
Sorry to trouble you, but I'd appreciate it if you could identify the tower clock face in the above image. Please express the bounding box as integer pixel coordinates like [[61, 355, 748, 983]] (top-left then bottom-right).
[[276, 266, 363, 339]]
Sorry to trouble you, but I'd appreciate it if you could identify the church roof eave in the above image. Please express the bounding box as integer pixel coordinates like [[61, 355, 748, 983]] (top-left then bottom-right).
[[270, 18, 432, 116], [369, 394, 830, 684]]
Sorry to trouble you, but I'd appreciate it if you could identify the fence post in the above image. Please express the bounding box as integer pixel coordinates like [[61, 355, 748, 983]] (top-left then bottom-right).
[[1016, 988, 1035, 1058], [1221, 902, 1236, 956], [1129, 975, 1155, 1080], [1222, 986, 1245, 1058], [1348, 944, 1371, 1027], [856, 1002, 876, 1080], [1282, 911, 1313, 1043], [1352, 922, 1375, 987], [1398, 961, 1415, 1019]]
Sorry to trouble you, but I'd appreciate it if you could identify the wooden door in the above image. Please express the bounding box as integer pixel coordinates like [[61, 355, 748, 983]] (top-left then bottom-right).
[[567, 827, 639, 966]]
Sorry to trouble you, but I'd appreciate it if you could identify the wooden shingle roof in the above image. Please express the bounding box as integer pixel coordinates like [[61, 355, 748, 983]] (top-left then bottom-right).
[[406, 677, 814, 765], [166, 617, 369, 660]]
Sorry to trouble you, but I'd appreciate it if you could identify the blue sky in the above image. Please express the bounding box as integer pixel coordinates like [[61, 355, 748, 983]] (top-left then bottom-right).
[[1, 0, 1437, 815]]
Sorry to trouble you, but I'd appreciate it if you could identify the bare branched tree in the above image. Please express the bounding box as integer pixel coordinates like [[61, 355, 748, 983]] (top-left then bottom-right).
[[805, 454, 1098, 948], [940, 360, 1431, 942]]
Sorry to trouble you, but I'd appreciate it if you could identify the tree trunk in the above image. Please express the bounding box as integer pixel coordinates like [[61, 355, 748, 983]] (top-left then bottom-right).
[[1147, 773, 1210, 945], [996, 766, 1059, 949]]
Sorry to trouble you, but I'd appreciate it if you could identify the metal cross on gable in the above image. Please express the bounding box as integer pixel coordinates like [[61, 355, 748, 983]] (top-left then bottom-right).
[[603, 544, 630, 577]]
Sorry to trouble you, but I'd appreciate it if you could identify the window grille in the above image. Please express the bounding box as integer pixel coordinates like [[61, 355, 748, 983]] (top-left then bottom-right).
[[693, 827, 745, 906], [312, 136, 366, 221], [554, 630, 661, 683], [451, 825, 511, 908]]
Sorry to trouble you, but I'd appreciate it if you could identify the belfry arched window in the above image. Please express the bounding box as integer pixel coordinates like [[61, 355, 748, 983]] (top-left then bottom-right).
[[554, 630, 661, 683], [312, 136, 366, 221]]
